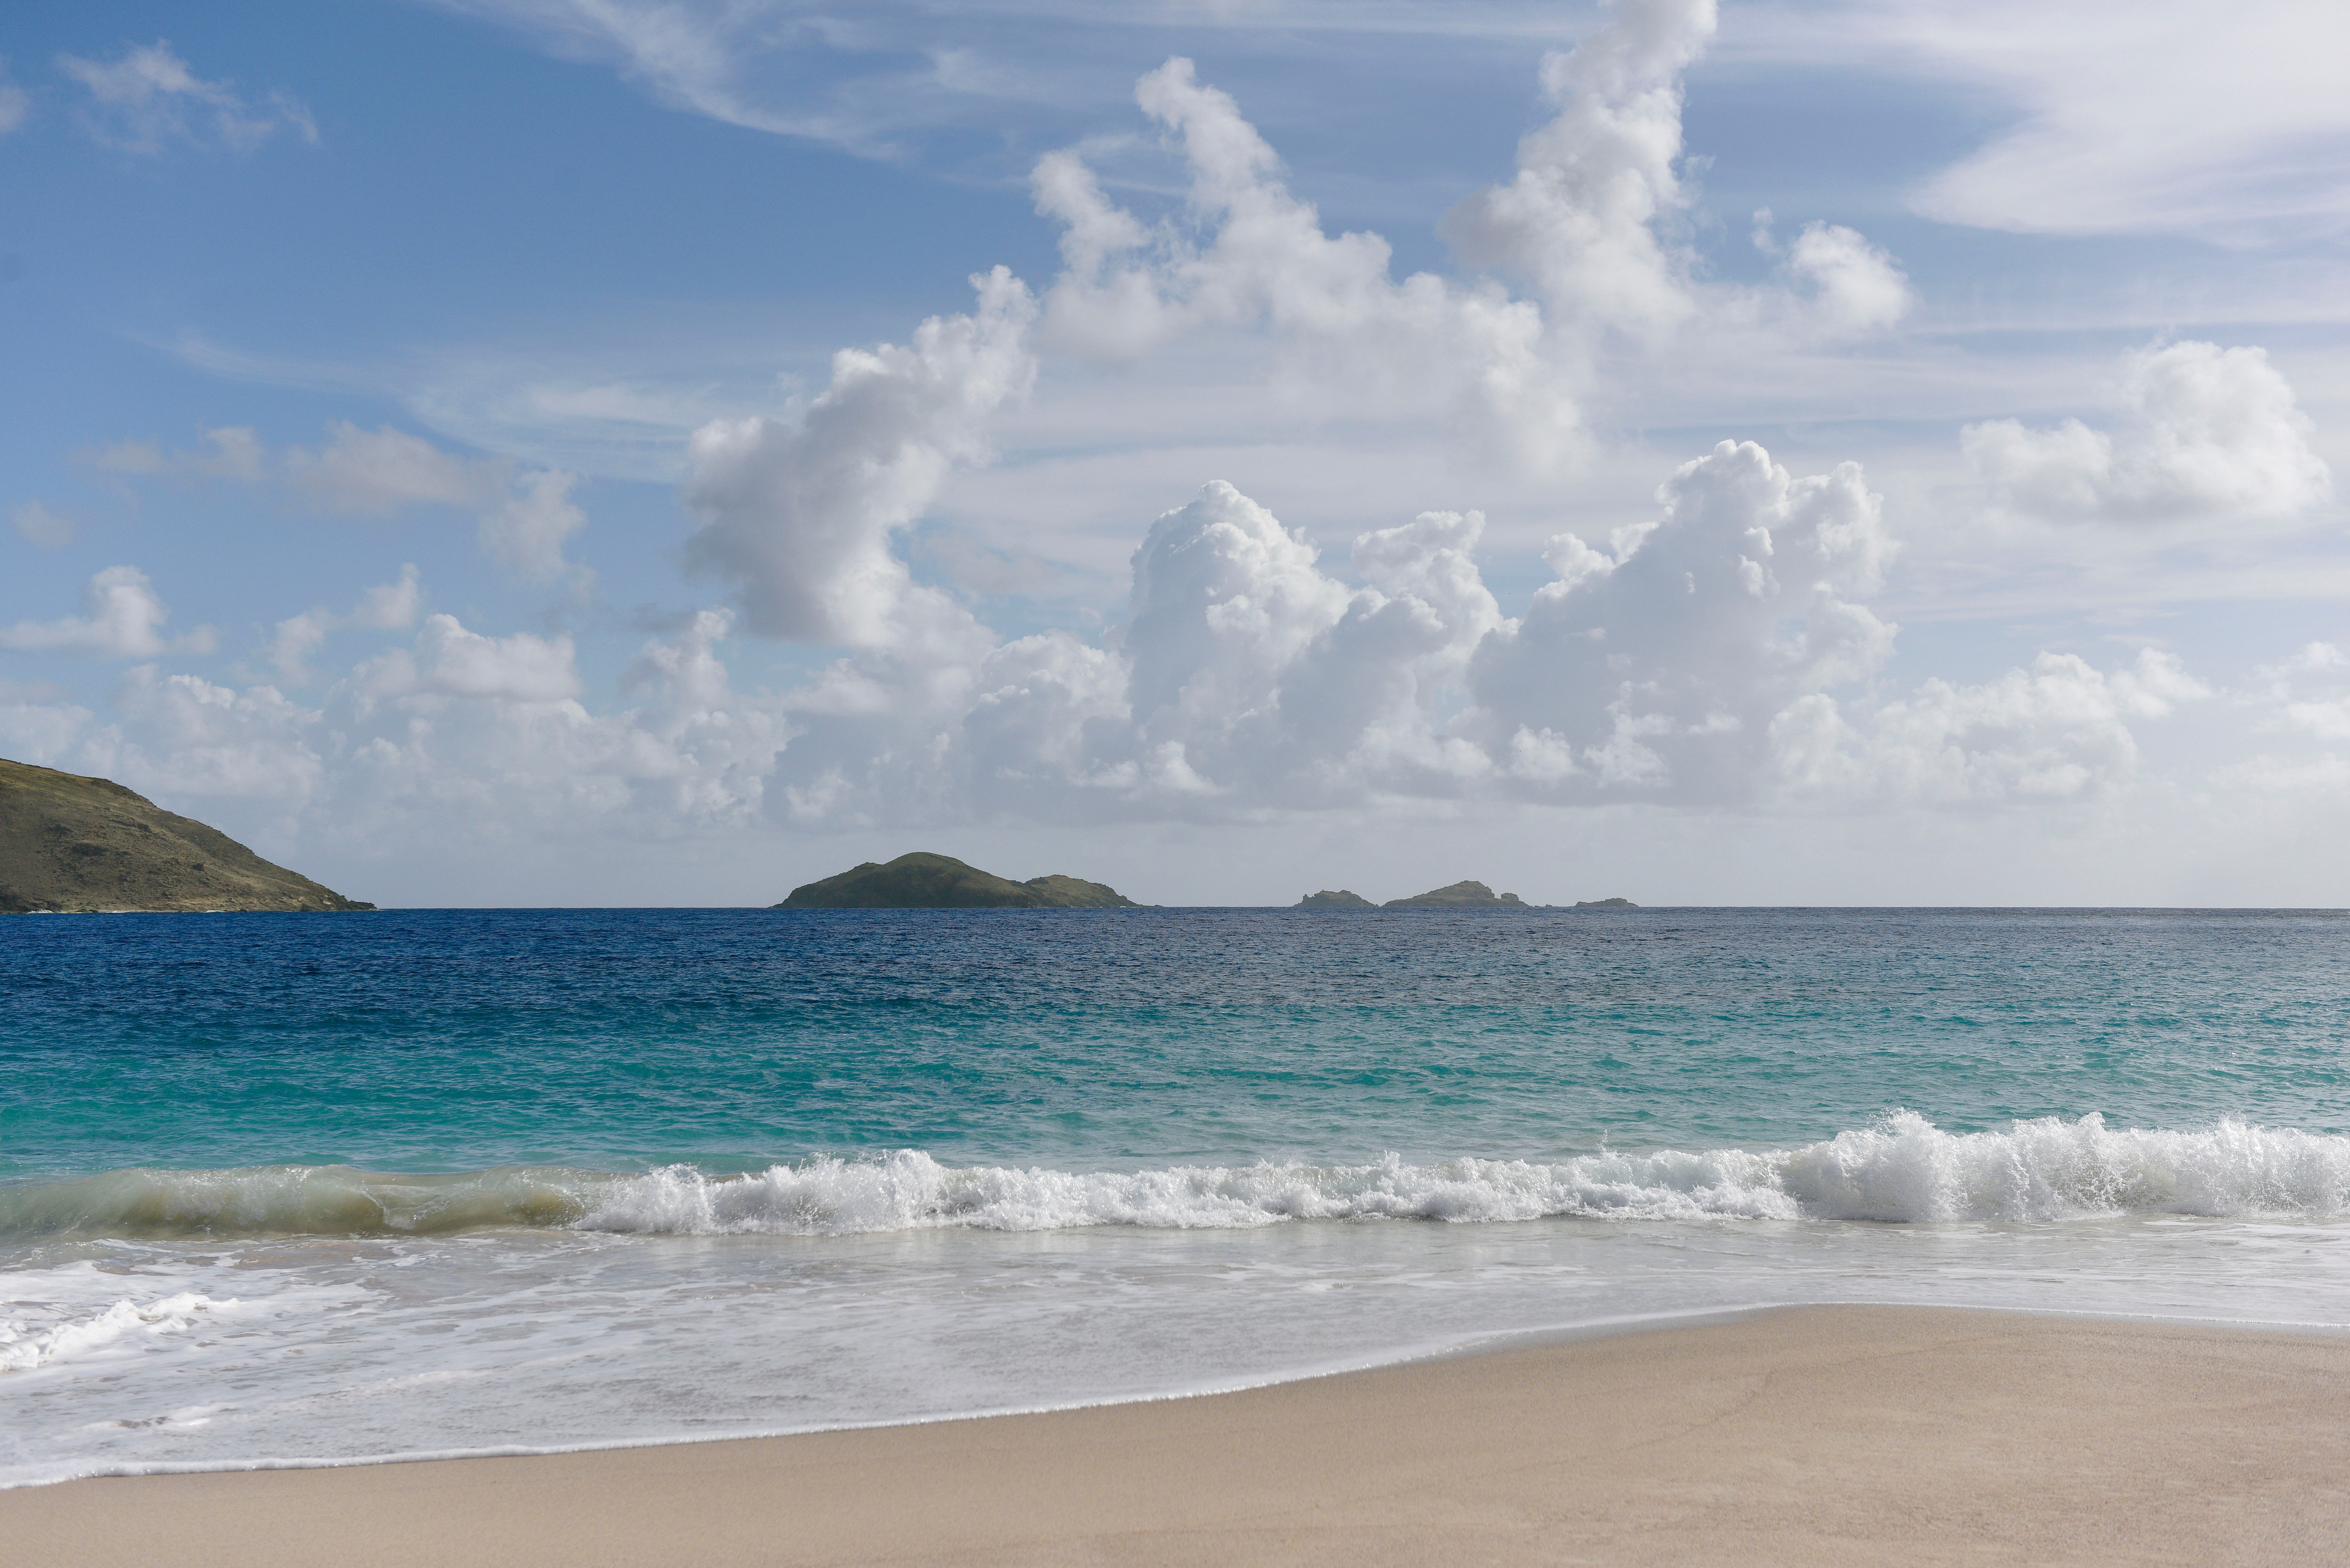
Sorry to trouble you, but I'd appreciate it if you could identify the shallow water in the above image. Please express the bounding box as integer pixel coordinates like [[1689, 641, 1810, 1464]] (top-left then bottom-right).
[[4, 908, 2347, 1485]]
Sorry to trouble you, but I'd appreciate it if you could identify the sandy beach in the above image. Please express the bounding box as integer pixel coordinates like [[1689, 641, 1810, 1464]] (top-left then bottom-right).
[[4, 1304, 2345, 1566]]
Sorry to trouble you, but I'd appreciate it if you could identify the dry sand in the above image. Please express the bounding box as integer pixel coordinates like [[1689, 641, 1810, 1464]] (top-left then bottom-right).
[[4, 1304, 2346, 1567]]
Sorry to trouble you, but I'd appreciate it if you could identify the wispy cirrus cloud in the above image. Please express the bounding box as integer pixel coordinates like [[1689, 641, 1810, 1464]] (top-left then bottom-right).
[[0, 55, 31, 134], [1720, 0, 2350, 246], [57, 40, 318, 155], [86, 422, 592, 588], [434, 0, 2350, 252], [421, 0, 1598, 161]]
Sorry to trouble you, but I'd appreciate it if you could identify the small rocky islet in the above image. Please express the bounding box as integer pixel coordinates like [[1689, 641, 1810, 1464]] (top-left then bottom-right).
[[1294, 881, 1638, 910]]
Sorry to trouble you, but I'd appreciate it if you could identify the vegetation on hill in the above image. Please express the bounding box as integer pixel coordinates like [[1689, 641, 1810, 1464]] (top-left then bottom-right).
[[1019, 873, 1139, 909], [1294, 889, 1375, 909], [0, 758, 374, 913], [777, 852, 1141, 909]]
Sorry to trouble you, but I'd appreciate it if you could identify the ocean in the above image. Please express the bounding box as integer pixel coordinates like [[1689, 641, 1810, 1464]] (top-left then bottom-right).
[[4, 906, 2348, 1488]]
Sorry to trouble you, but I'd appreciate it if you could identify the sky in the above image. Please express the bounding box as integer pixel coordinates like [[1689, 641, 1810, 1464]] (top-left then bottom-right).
[[4, 0, 2349, 908]]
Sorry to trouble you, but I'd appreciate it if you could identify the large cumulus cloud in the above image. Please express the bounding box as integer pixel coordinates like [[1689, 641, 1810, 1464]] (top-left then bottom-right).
[[682, 267, 1034, 653], [1964, 341, 2331, 525], [0, 436, 2260, 904], [1470, 440, 1894, 800]]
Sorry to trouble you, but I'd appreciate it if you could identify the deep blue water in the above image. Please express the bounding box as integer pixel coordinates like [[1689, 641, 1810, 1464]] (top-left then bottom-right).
[[6, 907, 2346, 1181]]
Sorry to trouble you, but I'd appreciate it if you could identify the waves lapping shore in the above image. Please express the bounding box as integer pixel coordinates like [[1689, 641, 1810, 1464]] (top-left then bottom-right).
[[8, 1113, 2346, 1240]]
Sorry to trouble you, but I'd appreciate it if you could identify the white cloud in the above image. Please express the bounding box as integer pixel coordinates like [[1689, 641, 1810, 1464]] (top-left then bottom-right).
[[1469, 440, 1895, 799], [478, 470, 590, 585], [1964, 342, 2332, 525], [2217, 753, 2350, 796], [109, 8, 1920, 514], [682, 266, 1034, 649], [2248, 641, 2350, 743], [352, 564, 424, 631], [110, 667, 326, 804], [1782, 222, 1912, 336], [2, 608, 798, 864], [286, 422, 502, 513], [1094, 485, 1507, 803], [88, 425, 268, 481], [1020, 13, 1911, 491], [1872, 0, 2350, 244], [1443, 0, 1712, 343], [267, 610, 333, 687], [1121, 482, 1352, 734], [427, 0, 891, 151], [0, 566, 213, 660], [1035, 61, 1571, 471], [0, 431, 2291, 900], [0, 56, 30, 134], [93, 422, 594, 583], [261, 568, 426, 688], [714, 440, 1910, 820], [289, 426, 590, 581], [1773, 650, 2210, 805], [360, 614, 585, 704], [11, 501, 75, 549], [57, 40, 317, 155]]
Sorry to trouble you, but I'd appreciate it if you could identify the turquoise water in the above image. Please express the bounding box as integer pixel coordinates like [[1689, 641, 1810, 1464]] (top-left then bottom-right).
[[9, 908, 2348, 1178], [4, 908, 2348, 1485]]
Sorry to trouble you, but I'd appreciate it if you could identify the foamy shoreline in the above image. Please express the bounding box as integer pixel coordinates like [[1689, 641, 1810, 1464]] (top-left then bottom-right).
[[6, 1304, 2345, 1567]]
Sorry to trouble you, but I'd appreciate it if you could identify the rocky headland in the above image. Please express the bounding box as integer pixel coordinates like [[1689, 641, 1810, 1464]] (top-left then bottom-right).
[[0, 758, 374, 913]]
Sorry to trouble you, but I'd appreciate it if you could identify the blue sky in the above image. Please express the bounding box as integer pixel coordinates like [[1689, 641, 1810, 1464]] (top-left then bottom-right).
[[5, 0, 2348, 905]]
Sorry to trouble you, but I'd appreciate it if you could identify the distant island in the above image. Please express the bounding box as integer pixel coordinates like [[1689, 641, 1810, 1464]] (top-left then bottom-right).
[[778, 851, 1142, 909], [0, 757, 374, 913], [1384, 879, 1527, 909], [1295, 884, 1639, 909]]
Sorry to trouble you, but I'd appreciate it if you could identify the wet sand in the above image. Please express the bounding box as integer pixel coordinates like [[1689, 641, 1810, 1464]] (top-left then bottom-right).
[[4, 1304, 2345, 1567]]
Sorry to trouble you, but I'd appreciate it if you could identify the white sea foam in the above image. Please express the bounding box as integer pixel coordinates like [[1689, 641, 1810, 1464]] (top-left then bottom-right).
[[5, 1115, 2345, 1241], [0, 1292, 233, 1372], [5, 1175, 2350, 1489]]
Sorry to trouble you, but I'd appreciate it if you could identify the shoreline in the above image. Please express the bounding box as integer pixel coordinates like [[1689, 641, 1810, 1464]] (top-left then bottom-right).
[[17, 1299, 2340, 1491], [5, 1303, 2345, 1566]]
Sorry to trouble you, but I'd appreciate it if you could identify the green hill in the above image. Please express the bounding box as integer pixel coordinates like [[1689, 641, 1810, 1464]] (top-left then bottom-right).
[[1294, 889, 1374, 909], [777, 852, 1141, 909], [0, 757, 374, 914], [1383, 879, 1529, 909]]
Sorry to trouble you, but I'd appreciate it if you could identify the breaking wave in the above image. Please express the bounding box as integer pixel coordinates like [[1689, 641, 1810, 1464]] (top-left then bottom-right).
[[4, 1114, 2345, 1241]]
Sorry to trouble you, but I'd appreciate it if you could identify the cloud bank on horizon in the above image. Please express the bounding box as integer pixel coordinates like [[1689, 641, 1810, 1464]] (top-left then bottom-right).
[[3, 0, 2347, 904]]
